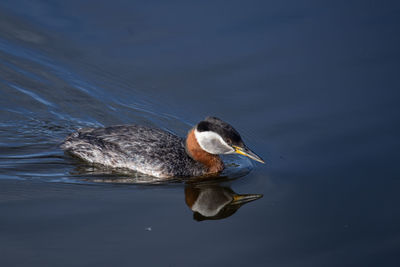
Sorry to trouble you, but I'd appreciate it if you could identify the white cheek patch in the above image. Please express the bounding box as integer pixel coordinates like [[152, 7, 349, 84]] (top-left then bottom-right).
[[194, 129, 234, 154]]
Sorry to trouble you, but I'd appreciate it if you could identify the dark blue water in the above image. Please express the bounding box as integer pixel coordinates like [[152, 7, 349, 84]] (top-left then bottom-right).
[[1, 1, 399, 266]]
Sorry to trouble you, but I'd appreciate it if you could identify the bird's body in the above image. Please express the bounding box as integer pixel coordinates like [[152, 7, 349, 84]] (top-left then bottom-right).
[[61, 117, 264, 178]]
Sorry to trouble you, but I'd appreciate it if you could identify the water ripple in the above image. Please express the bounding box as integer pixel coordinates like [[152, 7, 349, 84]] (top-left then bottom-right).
[[0, 34, 252, 184]]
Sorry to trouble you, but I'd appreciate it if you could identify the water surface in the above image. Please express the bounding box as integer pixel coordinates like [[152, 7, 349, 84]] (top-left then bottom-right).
[[0, 1, 399, 266]]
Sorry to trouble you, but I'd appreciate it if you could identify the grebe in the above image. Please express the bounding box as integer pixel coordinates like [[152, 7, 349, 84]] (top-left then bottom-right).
[[61, 116, 264, 178]]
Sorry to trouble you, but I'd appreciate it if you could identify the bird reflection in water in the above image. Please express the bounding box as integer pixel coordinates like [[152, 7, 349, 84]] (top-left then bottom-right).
[[68, 165, 262, 221], [185, 182, 262, 221]]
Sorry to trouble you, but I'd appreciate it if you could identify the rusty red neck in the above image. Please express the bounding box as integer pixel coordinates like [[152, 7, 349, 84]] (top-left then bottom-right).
[[185, 129, 224, 174]]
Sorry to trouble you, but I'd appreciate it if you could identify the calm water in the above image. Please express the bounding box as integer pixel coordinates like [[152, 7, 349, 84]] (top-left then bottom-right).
[[1, 1, 399, 266]]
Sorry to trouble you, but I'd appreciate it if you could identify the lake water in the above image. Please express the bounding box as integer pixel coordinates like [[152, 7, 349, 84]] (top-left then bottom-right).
[[0, 1, 399, 266]]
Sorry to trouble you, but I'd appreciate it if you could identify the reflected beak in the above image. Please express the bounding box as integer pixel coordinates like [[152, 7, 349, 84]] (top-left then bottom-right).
[[231, 194, 263, 205], [233, 145, 265, 164]]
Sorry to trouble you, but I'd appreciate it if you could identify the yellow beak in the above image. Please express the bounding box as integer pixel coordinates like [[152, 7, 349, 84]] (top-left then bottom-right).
[[233, 145, 265, 164]]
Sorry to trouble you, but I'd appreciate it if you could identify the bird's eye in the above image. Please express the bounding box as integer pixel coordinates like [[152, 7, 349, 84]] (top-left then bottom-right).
[[226, 138, 232, 145]]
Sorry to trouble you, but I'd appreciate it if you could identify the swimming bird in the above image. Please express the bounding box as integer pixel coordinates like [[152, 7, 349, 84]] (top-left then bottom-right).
[[61, 116, 264, 178]]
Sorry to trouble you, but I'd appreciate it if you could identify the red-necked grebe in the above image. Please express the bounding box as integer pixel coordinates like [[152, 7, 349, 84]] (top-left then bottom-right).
[[61, 116, 264, 178]]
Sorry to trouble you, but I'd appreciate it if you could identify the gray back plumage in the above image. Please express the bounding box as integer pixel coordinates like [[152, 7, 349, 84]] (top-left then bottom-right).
[[61, 125, 207, 177]]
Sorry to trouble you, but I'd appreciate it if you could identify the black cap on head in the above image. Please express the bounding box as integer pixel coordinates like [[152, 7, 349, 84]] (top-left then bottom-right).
[[196, 116, 244, 147]]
